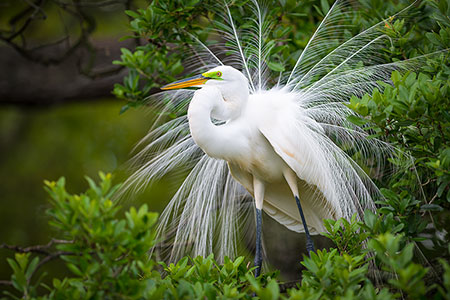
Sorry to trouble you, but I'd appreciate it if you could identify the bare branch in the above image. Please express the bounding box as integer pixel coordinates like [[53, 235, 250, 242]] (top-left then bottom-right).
[[0, 0, 142, 105], [0, 239, 73, 255], [52, 0, 129, 7], [0, 280, 13, 286], [31, 251, 77, 279], [5, 0, 45, 42]]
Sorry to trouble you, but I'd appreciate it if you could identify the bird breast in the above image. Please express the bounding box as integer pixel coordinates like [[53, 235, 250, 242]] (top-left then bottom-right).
[[224, 119, 289, 183], [188, 86, 292, 184]]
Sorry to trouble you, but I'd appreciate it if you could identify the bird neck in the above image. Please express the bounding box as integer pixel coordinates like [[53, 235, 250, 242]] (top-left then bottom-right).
[[212, 83, 249, 120], [188, 86, 245, 159]]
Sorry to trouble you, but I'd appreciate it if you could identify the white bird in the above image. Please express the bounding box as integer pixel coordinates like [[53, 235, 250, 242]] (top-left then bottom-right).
[[122, 0, 429, 276], [160, 65, 345, 275]]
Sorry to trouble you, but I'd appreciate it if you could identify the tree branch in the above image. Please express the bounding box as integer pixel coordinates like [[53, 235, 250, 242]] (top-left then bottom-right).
[[0, 0, 143, 106], [0, 239, 73, 255], [0, 280, 13, 286]]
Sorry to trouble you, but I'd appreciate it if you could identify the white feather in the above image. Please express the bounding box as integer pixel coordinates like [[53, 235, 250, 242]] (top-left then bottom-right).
[[121, 0, 430, 263]]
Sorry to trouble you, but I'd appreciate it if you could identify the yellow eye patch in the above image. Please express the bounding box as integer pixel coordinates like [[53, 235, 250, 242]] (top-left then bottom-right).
[[202, 70, 224, 80]]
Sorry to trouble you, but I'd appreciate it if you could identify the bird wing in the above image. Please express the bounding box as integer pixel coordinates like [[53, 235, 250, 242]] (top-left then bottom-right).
[[245, 92, 342, 234]]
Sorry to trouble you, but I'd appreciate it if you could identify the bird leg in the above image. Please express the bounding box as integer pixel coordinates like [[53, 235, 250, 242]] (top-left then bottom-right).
[[253, 177, 265, 277], [284, 169, 315, 255], [295, 196, 315, 255], [254, 208, 263, 277]]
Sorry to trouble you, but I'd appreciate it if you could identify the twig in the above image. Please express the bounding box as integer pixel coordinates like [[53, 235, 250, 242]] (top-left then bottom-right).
[[0, 280, 13, 286], [26, 251, 79, 286], [1, 239, 79, 290], [52, 0, 128, 7], [0, 0, 135, 79], [0, 239, 73, 255], [6, 0, 45, 42]]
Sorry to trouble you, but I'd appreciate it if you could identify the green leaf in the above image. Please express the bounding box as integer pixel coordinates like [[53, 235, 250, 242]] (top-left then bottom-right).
[[25, 256, 40, 279], [7, 258, 21, 276], [420, 204, 443, 212], [15, 253, 29, 271], [347, 115, 368, 126], [320, 0, 330, 14], [233, 256, 244, 268], [67, 263, 83, 276], [391, 71, 401, 85], [426, 32, 442, 46], [125, 10, 140, 19], [267, 61, 285, 72], [380, 188, 398, 200]]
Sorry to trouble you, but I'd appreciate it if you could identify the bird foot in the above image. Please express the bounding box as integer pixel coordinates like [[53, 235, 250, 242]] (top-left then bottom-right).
[[306, 239, 315, 256], [254, 258, 262, 278]]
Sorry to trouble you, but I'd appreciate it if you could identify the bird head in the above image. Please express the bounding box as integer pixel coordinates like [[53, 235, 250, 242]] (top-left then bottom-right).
[[161, 66, 248, 93]]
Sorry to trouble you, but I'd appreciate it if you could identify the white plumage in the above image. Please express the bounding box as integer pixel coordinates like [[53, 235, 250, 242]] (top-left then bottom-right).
[[187, 71, 344, 235], [121, 0, 428, 263]]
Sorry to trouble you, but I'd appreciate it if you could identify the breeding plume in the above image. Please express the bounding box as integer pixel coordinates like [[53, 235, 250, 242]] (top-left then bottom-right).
[[123, 0, 423, 275]]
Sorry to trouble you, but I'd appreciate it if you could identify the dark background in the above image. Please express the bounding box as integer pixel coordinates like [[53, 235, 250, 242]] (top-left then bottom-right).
[[0, 0, 175, 280]]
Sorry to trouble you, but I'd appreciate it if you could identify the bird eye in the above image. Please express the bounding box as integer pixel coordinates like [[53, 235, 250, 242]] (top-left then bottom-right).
[[217, 71, 222, 77]]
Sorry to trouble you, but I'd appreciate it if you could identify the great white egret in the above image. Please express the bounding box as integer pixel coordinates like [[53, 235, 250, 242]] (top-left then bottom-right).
[[161, 65, 333, 276], [122, 0, 430, 276]]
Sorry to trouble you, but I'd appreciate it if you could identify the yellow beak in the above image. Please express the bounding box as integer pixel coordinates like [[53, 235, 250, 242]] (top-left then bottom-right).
[[161, 74, 210, 90]]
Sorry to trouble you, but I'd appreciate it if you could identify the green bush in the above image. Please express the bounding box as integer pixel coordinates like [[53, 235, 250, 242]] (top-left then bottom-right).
[[2, 174, 450, 299], [347, 68, 450, 254], [1, 174, 268, 299]]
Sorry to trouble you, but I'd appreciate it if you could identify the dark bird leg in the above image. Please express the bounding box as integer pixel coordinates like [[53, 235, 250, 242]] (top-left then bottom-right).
[[295, 196, 315, 255], [254, 208, 263, 277]]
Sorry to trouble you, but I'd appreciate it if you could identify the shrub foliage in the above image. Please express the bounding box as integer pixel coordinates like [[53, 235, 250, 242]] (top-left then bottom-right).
[[1, 174, 449, 299]]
